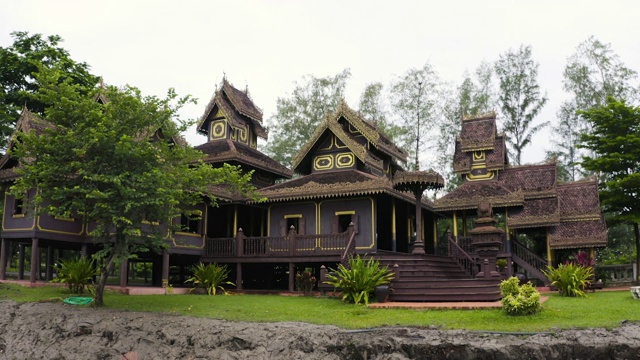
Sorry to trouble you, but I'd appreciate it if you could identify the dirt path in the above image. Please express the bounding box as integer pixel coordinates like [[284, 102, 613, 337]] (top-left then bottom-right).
[[0, 300, 639, 359]]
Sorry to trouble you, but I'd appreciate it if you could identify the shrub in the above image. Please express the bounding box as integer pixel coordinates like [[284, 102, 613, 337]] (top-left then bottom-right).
[[52, 257, 99, 294], [500, 276, 542, 316], [295, 268, 317, 294], [324, 255, 394, 305], [542, 263, 594, 297], [185, 262, 234, 295]]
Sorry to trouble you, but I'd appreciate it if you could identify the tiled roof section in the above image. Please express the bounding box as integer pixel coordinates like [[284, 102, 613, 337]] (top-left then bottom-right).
[[14, 108, 52, 137], [435, 181, 524, 212], [453, 135, 507, 174], [292, 100, 407, 172], [197, 79, 268, 139], [508, 197, 559, 229], [557, 179, 602, 221], [458, 114, 496, 152], [392, 170, 445, 192], [0, 168, 19, 182], [257, 169, 434, 208], [207, 183, 247, 203], [195, 139, 292, 179], [549, 219, 607, 249], [500, 163, 557, 198], [221, 79, 263, 122]]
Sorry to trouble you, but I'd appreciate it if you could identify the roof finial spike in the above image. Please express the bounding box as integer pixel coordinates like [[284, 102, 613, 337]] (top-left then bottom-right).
[[245, 80, 249, 94]]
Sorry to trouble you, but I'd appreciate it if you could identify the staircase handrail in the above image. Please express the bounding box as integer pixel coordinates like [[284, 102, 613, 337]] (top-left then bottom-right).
[[340, 222, 357, 267], [511, 238, 548, 272], [447, 232, 478, 277]]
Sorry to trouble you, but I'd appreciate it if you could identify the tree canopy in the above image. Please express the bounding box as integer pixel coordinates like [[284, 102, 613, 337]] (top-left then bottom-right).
[[495, 44, 548, 165], [578, 97, 640, 279], [390, 62, 441, 170], [264, 69, 351, 168], [0, 31, 99, 147], [10, 67, 254, 306], [553, 36, 639, 180]]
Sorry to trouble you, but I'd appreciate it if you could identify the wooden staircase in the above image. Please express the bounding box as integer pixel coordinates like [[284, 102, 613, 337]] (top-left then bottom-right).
[[377, 252, 502, 302]]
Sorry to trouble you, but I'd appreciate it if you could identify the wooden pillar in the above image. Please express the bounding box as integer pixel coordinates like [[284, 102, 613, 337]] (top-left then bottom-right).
[[161, 250, 170, 285], [391, 198, 397, 252], [433, 218, 438, 253], [462, 211, 468, 237], [0, 238, 7, 280], [233, 205, 238, 236], [119, 259, 128, 288], [236, 263, 242, 291], [260, 210, 265, 237], [546, 229, 553, 266], [452, 211, 458, 239], [30, 238, 39, 283], [18, 244, 25, 280], [46, 246, 54, 281], [288, 262, 295, 292], [80, 243, 88, 258]]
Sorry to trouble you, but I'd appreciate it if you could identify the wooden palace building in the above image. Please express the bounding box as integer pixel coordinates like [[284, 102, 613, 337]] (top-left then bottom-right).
[[0, 79, 608, 301]]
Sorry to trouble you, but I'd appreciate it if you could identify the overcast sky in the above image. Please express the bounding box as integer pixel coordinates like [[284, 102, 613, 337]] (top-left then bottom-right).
[[1, 0, 639, 165]]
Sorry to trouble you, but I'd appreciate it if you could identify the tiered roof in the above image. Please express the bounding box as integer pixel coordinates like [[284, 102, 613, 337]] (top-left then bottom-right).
[[435, 113, 607, 250], [259, 101, 441, 209]]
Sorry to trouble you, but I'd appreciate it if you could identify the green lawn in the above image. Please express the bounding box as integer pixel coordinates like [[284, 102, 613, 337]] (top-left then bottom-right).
[[1, 282, 638, 332]]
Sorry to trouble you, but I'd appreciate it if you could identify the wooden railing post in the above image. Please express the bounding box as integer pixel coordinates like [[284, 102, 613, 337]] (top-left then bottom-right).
[[393, 263, 400, 281], [288, 225, 297, 256], [236, 228, 244, 257]]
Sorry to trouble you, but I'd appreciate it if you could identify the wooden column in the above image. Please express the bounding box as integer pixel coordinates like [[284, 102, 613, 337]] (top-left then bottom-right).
[[452, 211, 458, 239], [236, 263, 242, 291], [288, 263, 295, 292], [119, 259, 128, 288], [18, 244, 25, 280], [391, 198, 397, 252], [45, 246, 54, 281], [162, 250, 170, 285], [233, 205, 238, 236], [0, 238, 7, 280], [80, 243, 88, 258], [30, 238, 39, 283], [546, 229, 553, 266], [433, 218, 438, 253]]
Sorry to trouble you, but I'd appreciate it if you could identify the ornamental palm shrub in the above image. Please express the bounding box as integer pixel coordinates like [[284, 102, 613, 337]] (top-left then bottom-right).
[[185, 262, 234, 295], [500, 276, 542, 316], [542, 263, 594, 297], [324, 255, 394, 305], [52, 257, 99, 294]]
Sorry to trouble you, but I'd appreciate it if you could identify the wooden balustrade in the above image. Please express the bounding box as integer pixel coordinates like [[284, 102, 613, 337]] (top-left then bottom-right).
[[204, 226, 352, 258]]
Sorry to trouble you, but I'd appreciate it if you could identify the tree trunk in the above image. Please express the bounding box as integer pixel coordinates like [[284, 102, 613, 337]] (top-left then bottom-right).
[[94, 231, 126, 307], [635, 222, 640, 284], [94, 252, 117, 307]]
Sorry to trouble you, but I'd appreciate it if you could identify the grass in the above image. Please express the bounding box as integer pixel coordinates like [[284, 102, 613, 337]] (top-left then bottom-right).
[[1, 282, 638, 332]]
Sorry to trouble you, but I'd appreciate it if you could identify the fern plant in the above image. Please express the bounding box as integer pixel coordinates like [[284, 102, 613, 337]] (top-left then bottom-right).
[[324, 255, 394, 305], [542, 263, 594, 297], [52, 257, 99, 294], [185, 262, 234, 295]]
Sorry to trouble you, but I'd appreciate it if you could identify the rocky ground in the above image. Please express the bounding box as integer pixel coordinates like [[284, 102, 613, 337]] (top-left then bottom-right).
[[0, 300, 639, 359]]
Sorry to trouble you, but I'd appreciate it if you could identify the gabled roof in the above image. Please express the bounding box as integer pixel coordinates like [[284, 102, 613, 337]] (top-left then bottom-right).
[[292, 100, 407, 173], [0, 109, 52, 181], [197, 79, 267, 139], [195, 139, 292, 179]]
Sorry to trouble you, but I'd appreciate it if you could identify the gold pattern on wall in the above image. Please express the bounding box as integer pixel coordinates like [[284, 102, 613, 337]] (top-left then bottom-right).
[[211, 120, 226, 140], [335, 152, 355, 168], [314, 155, 333, 170]]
